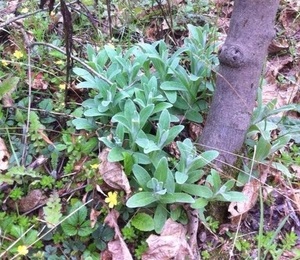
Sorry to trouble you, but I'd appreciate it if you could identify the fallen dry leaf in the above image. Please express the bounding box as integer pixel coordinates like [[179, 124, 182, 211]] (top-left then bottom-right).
[[38, 129, 55, 147], [90, 208, 101, 228], [228, 180, 261, 224], [279, 7, 300, 35], [0, 138, 10, 171], [229, 165, 268, 224], [28, 72, 48, 90], [104, 209, 133, 260], [107, 239, 133, 260], [99, 148, 131, 197], [291, 191, 300, 218], [188, 122, 203, 141], [142, 219, 193, 260], [268, 38, 289, 54], [0, 0, 18, 17], [263, 56, 299, 116], [292, 165, 300, 178], [265, 56, 293, 85], [6, 189, 47, 213]]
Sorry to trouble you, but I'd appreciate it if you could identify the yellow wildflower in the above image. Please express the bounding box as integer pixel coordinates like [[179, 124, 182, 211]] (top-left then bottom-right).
[[58, 84, 66, 90], [1, 60, 8, 67], [54, 60, 64, 65], [13, 50, 24, 59], [17, 245, 29, 256], [20, 8, 29, 13], [105, 191, 118, 208], [107, 43, 115, 49], [90, 163, 99, 169]]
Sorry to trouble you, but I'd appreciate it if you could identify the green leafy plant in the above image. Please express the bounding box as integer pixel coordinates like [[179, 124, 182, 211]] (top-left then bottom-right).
[[40, 176, 55, 189], [234, 237, 251, 258], [43, 192, 62, 229], [122, 225, 137, 242], [134, 241, 148, 260], [91, 224, 115, 251], [0, 76, 20, 99], [43, 245, 65, 260], [9, 188, 24, 201], [201, 250, 211, 259], [237, 88, 300, 186], [72, 24, 219, 134], [131, 213, 154, 232], [61, 201, 94, 237], [0, 166, 41, 186], [126, 138, 245, 233]]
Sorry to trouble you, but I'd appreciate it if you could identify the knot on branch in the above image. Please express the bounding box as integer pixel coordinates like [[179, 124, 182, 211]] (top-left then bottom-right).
[[218, 45, 245, 68]]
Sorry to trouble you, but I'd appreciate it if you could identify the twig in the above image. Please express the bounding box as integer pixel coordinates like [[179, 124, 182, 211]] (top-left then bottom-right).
[[0, 9, 46, 28], [16, 25, 33, 166], [155, 0, 176, 45]]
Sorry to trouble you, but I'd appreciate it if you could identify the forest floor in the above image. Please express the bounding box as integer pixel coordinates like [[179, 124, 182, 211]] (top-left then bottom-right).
[[0, 0, 300, 259]]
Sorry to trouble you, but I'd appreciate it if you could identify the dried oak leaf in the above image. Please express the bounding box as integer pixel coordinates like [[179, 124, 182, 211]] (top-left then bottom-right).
[[6, 189, 47, 213], [103, 209, 133, 260], [142, 219, 193, 260], [26, 72, 48, 90], [90, 208, 101, 229], [0, 138, 10, 171], [228, 180, 261, 224], [99, 148, 131, 197], [228, 165, 268, 224]]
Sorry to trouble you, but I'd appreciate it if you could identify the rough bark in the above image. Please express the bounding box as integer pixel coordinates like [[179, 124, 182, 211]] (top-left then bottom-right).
[[199, 0, 280, 167]]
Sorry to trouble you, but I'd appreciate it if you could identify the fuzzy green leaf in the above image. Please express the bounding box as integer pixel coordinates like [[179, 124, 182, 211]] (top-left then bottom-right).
[[160, 81, 187, 91], [154, 157, 168, 183], [108, 147, 125, 162], [255, 137, 271, 161], [123, 151, 134, 175], [72, 118, 98, 131], [159, 193, 195, 204], [191, 198, 208, 209], [181, 183, 213, 198], [126, 192, 157, 208], [111, 114, 131, 132], [175, 171, 188, 184], [154, 204, 167, 233], [192, 150, 219, 169], [186, 110, 203, 123], [132, 164, 151, 189], [131, 213, 154, 231], [220, 191, 246, 202], [140, 104, 154, 128]]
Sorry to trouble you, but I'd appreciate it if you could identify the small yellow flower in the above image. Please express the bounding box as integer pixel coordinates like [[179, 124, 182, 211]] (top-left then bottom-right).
[[20, 8, 29, 13], [13, 50, 24, 59], [107, 43, 115, 49], [105, 191, 118, 208], [58, 83, 66, 90], [1, 60, 8, 67], [90, 163, 99, 169], [54, 60, 64, 65], [17, 245, 29, 256]]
